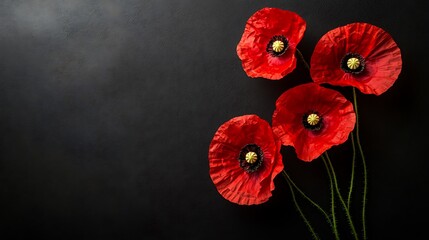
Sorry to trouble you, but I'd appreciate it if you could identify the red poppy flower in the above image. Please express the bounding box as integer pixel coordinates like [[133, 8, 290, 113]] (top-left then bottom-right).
[[236, 7, 306, 80], [310, 22, 402, 95], [208, 114, 284, 205], [272, 83, 356, 162]]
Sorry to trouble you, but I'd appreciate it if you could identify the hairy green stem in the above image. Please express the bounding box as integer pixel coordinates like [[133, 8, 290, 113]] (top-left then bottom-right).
[[347, 131, 357, 210], [323, 152, 359, 240], [322, 156, 340, 240], [282, 170, 333, 227], [296, 48, 310, 71], [283, 171, 319, 240], [353, 87, 368, 240]]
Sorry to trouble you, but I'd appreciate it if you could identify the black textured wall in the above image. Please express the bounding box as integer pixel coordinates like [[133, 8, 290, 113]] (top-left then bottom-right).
[[0, 0, 426, 239]]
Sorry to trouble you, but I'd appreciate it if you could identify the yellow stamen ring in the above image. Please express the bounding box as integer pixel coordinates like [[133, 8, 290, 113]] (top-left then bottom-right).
[[347, 57, 360, 70], [307, 113, 320, 126], [245, 151, 258, 164], [272, 40, 285, 53]]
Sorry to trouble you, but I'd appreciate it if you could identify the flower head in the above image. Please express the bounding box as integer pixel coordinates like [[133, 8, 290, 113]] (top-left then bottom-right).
[[272, 83, 356, 161], [236, 7, 306, 80], [208, 114, 284, 205], [310, 22, 402, 95]]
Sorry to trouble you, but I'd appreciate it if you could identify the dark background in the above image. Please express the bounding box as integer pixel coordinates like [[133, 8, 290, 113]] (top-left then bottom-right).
[[0, 0, 427, 239]]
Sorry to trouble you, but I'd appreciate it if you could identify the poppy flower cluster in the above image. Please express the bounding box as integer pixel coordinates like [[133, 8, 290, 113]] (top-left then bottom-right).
[[208, 6, 402, 240]]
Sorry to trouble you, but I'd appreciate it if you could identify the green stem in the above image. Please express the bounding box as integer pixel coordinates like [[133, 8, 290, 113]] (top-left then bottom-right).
[[282, 170, 333, 227], [323, 152, 359, 240], [353, 87, 368, 240], [296, 48, 310, 71], [322, 156, 340, 240], [347, 131, 357, 210], [283, 172, 320, 240]]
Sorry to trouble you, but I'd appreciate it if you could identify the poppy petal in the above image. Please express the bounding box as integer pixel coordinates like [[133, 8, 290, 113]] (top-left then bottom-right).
[[237, 7, 306, 80], [208, 114, 284, 205], [272, 83, 356, 161], [310, 22, 402, 95]]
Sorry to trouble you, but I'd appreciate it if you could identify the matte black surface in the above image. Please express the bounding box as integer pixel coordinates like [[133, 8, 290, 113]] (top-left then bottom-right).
[[0, 0, 426, 239]]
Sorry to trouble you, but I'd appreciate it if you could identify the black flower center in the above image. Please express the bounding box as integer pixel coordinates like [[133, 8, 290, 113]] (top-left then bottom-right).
[[341, 53, 365, 74], [302, 112, 323, 131], [238, 144, 264, 173], [266, 35, 289, 57]]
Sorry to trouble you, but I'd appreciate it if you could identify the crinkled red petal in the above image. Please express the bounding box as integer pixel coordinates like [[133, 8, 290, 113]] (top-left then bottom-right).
[[310, 22, 402, 95], [272, 83, 356, 161], [236, 7, 306, 80], [208, 114, 284, 205]]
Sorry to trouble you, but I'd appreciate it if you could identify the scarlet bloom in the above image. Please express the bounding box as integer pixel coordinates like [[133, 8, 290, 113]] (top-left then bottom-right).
[[272, 83, 356, 162], [208, 114, 284, 205], [236, 7, 306, 80], [310, 22, 402, 95]]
